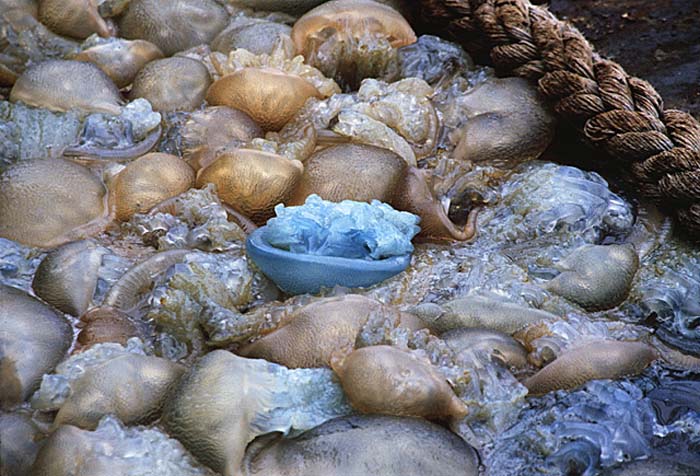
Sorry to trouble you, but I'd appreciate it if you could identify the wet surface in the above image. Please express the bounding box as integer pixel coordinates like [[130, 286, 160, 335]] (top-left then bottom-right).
[[549, 0, 700, 118]]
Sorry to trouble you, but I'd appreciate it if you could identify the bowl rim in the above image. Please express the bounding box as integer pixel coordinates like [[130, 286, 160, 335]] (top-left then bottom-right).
[[246, 226, 412, 270]]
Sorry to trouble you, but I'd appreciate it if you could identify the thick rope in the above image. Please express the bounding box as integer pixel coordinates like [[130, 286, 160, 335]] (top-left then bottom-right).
[[416, 0, 700, 234]]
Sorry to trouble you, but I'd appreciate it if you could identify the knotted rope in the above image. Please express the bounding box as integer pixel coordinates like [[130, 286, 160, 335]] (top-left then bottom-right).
[[416, 0, 700, 234]]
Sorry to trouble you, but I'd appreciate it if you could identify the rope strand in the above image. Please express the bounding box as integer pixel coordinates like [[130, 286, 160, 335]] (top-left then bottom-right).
[[418, 0, 700, 234]]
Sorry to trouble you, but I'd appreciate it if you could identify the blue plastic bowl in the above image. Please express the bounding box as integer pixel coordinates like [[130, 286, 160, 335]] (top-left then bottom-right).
[[246, 227, 412, 295]]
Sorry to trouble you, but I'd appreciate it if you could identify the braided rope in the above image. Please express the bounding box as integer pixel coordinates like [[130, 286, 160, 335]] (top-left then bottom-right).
[[417, 0, 700, 234]]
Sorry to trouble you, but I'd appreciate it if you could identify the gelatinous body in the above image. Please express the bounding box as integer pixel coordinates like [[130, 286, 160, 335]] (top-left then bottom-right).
[[244, 415, 479, 476], [10, 60, 122, 114], [103, 249, 191, 311], [112, 153, 195, 221], [212, 19, 292, 57], [0, 284, 72, 409], [292, 0, 416, 88], [240, 295, 419, 367], [119, 0, 228, 56], [162, 350, 350, 476], [32, 240, 108, 316], [544, 244, 639, 311], [452, 78, 556, 168], [73, 38, 163, 88], [53, 353, 184, 429], [411, 295, 558, 335], [130, 57, 211, 112], [206, 68, 321, 131], [76, 307, 143, 350], [290, 143, 406, 205], [182, 106, 262, 171], [0, 412, 45, 476], [31, 417, 215, 476], [332, 345, 467, 419], [196, 149, 303, 224], [38, 0, 113, 39], [0, 159, 108, 249], [441, 327, 528, 369], [523, 340, 656, 395]]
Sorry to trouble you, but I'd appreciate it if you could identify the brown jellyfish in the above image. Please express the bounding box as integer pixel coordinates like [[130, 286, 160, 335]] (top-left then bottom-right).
[[53, 353, 185, 430], [76, 307, 144, 351], [129, 57, 211, 112], [331, 345, 468, 420], [291, 0, 417, 89], [290, 143, 406, 205], [206, 67, 322, 131], [1, 284, 72, 410], [452, 77, 556, 168], [0, 159, 109, 249], [195, 148, 304, 225], [290, 143, 479, 242], [112, 153, 196, 221], [181, 106, 263, 171], [73, 38, 164, 89], [32, 240, 108, 317], [212, 19, 293, 57], [393, 167, 479, 242], [38, 0, 113, 39], [409, 295, 559, 335], [543, 244, 640, 311], [523, 340, 657, 396], [239, 295, 423, 368], [244, 415, 480, 476], [9, 60, 123, 115], [118, 0, 228, 56], [441, 327, 529, 370], [0, 412, 46, 476]]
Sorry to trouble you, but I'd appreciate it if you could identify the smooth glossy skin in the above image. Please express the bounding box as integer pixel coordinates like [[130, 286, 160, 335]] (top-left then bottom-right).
[[73, 39, 163, 88], [10, 60, 122, 114], [244, 414, 480, 476], [161, 350, 287, 476], [246, 227, 411, 295], [453, 77, 556, 168], [0, 412, 45, 476], [76, 307, 143, 351], [182, 106, 263, 171], [32, 240, 107, 316], [119, 0, 228, 56], [239, 295, 423, 368], [0, 159, 109, 249], [112, 153, 195, 221], [523, 340, 657, 395], [54, 354, 184, 430], [441, 327, 529, 369], [332, 346, 467, 419], [0, 284, 72, 410], [544, 244, 640, 311], [288, 144, 476, 242], [292, 0, 416, 54], [38, 0, 113, 39], [196, 149, 304, 225], [206, 68, 322, 131], [410, 295, 559, 335], [394, 167, 478, 242], [212, 20, 293, 56], [129, 57, 211, 112], [290, 143, 406, 205]]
